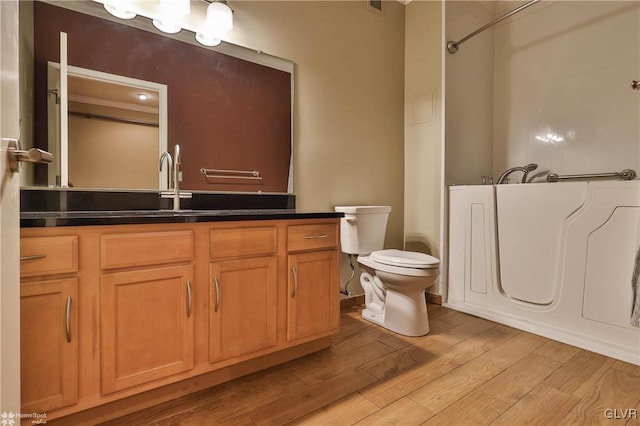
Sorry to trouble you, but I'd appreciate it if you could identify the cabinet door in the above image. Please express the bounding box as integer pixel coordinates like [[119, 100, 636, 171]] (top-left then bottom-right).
[[209, 257, 278, 363], [21, 278, 78, 413], [101, 265, 194, 394], [287, 250, 339, 342]]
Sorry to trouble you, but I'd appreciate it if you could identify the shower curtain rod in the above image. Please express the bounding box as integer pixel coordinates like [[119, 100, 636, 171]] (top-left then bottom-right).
[[447, 0, 541, 54]]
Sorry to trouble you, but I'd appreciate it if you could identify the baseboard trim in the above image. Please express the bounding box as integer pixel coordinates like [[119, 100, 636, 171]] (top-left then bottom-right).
[[340, 293, 441, 307], [340, 294, 364, 309], [427, 292, 442, 305]]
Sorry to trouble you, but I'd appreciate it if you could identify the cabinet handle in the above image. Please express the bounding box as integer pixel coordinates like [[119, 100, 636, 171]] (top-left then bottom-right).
[[20, 254, 47, 261], [186, 280, 192, 318], [65, 296, 72, 343], [303, 234, 328, 239], [291, 266, 298, 298], [214, 276, 220, 312]]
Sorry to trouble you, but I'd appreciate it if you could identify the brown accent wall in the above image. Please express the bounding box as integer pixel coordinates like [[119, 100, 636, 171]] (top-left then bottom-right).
[[33, 1, 291, 192]]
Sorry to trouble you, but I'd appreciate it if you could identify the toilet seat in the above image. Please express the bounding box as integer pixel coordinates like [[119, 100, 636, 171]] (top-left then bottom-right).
[[371, 249, 439, 269], [357, 254, 440, 278]]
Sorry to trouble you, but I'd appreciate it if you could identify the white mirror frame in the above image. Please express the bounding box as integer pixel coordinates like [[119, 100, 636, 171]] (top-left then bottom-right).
[[50, 61, 168, 189]]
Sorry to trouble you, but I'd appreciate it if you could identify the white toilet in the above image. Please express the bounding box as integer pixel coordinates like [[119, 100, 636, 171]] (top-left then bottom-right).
[[334, 205, 440, 336]]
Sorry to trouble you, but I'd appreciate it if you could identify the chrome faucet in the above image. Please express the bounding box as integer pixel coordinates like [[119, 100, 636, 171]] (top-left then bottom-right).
[[158, 151, 173, 189], [159, 144, 191, 210], [497, 163, 539, 184], [173, 144, 181, 211]]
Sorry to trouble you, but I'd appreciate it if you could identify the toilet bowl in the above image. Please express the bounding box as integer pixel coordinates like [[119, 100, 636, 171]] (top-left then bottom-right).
[[334, 206, 441, 337], [358, 249, 439, 336]]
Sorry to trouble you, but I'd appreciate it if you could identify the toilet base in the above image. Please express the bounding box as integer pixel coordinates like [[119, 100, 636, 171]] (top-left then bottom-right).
[[362, 289, 430, 337]]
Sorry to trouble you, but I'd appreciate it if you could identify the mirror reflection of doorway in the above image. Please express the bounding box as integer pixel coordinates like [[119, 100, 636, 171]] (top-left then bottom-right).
[[48, 63, 167, 189]]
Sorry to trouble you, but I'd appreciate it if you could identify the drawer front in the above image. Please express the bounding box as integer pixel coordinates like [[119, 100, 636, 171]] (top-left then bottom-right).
[[20, 236, 79, 278], [101, 230, 194, 270], [210, 227, 277, 259], [287, 223, 339, 252]]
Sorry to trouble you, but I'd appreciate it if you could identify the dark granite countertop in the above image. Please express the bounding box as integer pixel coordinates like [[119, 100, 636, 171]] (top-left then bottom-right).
[[21, 209, 343, 227]]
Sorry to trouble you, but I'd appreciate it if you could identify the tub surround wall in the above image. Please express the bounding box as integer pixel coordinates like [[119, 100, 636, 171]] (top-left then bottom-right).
[[492, 1, 640, 178], [446, 1, 640, 186]]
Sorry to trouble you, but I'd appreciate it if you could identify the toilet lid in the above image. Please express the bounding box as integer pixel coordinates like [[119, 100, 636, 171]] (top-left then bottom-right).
[[371, 249, 439, 269]]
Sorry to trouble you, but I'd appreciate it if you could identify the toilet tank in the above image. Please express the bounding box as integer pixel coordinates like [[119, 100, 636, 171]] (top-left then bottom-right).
[[334, 206, 391, 255]]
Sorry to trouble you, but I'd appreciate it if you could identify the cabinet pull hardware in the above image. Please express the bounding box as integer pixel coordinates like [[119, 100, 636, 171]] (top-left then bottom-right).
[[186, 280, 192, 318], [291, 266, 298, 298], [20, 254, 47, 261], [303, 234, 328, 239], [214, 276, 220, 312], [65, 296, 72, 343]]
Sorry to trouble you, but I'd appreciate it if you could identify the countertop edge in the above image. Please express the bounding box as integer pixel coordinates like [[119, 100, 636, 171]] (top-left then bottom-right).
[[20, 211, 344, 228]]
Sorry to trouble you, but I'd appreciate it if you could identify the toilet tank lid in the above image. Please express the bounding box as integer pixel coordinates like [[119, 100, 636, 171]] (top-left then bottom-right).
[[371, 249, 439, 269], [334, 205, 391, 214]]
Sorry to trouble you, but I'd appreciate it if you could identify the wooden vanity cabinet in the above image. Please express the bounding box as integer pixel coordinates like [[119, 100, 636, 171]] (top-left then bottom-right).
[[19, 235, 80, 413], [286, 223, 340, 342], [19, 218, 340, 423], [100, 230, 195, 394], [208, 226, 278, 363]]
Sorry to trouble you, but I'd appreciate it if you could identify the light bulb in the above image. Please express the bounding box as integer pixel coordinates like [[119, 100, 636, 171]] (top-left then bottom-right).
[[195, 32, 222, 47], [152, 0, 190, 34], [103, 0, 136, 19]]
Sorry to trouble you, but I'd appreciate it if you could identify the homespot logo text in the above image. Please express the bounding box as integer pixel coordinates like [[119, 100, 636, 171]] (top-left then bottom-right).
[[1, 412, 47, 425]]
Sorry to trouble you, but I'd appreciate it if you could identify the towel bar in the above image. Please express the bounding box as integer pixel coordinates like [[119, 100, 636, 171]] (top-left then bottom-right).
[[200, 168, 262, 181]]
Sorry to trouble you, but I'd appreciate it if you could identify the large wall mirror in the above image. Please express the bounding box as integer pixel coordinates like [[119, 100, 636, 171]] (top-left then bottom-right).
[[28, 0, 294, 193]]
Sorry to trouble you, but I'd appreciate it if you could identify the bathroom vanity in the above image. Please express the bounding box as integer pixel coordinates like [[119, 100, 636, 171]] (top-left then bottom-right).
[[19, 191, 341, 422]]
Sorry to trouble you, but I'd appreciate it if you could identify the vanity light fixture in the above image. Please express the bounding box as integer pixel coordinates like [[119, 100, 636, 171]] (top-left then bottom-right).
[[195, 0, 234, 47], [97, 0, 234, 46], [102, 0, 136, 19], [152, 0, 191, 34]]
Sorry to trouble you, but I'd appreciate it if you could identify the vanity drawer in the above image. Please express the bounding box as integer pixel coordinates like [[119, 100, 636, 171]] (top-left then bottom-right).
[[287, 223, 339, 252], [20, 236, 79, 278], [210, 226, 277, 259], [101, 230, 194, 270]]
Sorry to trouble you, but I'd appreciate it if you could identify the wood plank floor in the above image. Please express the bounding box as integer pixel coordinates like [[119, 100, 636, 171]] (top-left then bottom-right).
[[102, 304, 640, 425]]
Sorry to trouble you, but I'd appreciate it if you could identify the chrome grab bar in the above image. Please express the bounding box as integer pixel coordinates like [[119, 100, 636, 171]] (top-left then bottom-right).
[[547, 169, 636, 182], [201, 168, 262, 181]]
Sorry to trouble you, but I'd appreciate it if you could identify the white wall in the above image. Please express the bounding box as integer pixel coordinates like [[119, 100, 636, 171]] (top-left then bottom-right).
[[405, 0, 443, 292]]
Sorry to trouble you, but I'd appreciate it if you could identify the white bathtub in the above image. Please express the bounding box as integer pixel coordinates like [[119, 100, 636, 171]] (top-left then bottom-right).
[[448, 181, 640, 365]]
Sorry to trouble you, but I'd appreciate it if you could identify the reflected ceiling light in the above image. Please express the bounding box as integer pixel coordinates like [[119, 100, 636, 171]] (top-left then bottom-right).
[[195, 0, 233, 47], [152, 0, 190, 34], [535, 132, 565, 144], [103, 0, 136, 19], [137, 93, 148, 101]]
